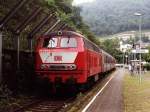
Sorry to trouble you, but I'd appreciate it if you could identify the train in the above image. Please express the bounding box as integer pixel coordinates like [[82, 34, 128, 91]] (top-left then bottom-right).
[[35, 31, 116, 90]]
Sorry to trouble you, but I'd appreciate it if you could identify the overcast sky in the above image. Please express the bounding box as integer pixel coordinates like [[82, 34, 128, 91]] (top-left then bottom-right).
[[72, 0, 95, 5]]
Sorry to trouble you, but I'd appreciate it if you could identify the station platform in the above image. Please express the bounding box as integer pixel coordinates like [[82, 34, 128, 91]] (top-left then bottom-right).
[[83, 69, 125, 112]]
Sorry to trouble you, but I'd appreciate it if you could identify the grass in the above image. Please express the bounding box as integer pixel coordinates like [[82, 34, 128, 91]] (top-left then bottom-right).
[[0, 92, 35, 112], [123, 72, 150, 112]]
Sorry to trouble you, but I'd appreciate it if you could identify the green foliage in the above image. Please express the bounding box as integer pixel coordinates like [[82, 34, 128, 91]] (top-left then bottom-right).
[[142, 46, 150, 62], [144, 63, 150, 70], [0, 84, 12, 100], [124, 72, 150, 112], [80, 0, 150, 35], [100, 38, 123, 63], [46, 0, 120, 62], [46, 0, 100, 44], [45, 0, 55, 4], [142, 36, 149, 43], [1, 0, 102, 51], [55, 0, 73, 13]]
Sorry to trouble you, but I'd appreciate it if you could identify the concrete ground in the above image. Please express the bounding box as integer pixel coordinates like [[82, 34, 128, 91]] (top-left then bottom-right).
[[84, 69, 125, 112]]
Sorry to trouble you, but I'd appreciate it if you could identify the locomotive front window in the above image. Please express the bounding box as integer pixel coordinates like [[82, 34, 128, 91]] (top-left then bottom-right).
[[60, 38, 77, 48], [43, 38, 58, 48]]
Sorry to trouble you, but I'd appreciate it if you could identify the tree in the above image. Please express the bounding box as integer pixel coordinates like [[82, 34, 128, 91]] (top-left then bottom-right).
[[100, 38, 123, 63], [79, 0, 150, 35], [142, 46, 150, 62]]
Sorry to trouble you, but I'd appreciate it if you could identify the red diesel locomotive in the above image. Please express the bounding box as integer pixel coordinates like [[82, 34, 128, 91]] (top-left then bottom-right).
[[35, 31, 116, 85]]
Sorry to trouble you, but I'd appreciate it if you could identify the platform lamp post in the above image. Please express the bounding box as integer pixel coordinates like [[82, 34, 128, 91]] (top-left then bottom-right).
[[134, 12, 142, 84], [125, 55, 128, 65], [122, 49, 125, 68], [131, 31, 136, 61]]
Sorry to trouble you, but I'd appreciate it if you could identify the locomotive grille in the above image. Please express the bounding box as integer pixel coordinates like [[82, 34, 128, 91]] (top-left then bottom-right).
[[50, 65, 66, 70], [41, 64, 76, 70]]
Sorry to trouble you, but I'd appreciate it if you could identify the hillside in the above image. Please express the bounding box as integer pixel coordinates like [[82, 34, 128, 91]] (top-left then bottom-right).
[[0, 0, 100, 49], [79, 0, 150, 35]]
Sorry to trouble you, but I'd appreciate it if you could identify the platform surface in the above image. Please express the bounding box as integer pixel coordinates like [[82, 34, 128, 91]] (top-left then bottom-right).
[[85, 69, 125, 112]]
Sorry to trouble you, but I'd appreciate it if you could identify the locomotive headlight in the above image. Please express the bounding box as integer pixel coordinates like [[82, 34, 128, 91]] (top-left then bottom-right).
[[40, 64, 45, 70], [67, 64, 76, 70], [71, 64, 77, 70], [40, 64, 47, 70]]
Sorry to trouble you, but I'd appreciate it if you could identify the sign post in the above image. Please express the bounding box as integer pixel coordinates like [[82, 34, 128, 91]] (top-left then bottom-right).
[[131, 49, 149, 54], [132, 48, 149, 84]]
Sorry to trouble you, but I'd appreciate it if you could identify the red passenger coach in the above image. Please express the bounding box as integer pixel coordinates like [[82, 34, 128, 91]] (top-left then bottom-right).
[[35, 31, 115, 86]]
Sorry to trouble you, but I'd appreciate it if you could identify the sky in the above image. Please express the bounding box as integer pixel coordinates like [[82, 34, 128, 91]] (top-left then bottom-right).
[[72, 0, 96, 6]]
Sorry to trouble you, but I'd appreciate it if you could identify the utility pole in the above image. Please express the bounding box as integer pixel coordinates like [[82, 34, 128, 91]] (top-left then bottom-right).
[[134, 12, 142, 84], [123, 51, 125, 68], [139, 14, 142, 84]]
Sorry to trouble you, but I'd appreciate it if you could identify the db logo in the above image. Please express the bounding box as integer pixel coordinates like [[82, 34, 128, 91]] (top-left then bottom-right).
[[54, 56, 62, 61]]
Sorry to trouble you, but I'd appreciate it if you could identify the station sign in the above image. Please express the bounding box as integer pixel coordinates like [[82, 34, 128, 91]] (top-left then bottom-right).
[[132, 49, 149, 53]]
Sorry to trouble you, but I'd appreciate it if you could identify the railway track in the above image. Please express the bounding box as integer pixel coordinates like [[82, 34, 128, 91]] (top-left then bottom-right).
[[13, 97, 75, 112], [10, 71, 114, 112]]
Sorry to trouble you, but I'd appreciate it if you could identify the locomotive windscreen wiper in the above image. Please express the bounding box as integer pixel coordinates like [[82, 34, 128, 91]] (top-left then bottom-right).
[[49, 38, 55, 43], [67, 36, 70, 44], [47, 37, 58, 48], [49, 38, 55, 48]]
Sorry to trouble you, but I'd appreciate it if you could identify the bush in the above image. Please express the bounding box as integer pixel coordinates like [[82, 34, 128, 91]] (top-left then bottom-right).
[[0, 84, 12, 100], [144, 63, 150, 70]]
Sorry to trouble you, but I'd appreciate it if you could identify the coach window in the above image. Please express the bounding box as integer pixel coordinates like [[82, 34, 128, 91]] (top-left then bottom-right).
[[60, 38, 77, 48], [43, 38, 58, 48]]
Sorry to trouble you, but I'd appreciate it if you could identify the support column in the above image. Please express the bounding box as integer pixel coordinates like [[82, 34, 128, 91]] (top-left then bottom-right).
[[17, 36, 20, 70], [0, 32, 2, 82], [30, 39, 33, 57], [44, 19, 60, 35]]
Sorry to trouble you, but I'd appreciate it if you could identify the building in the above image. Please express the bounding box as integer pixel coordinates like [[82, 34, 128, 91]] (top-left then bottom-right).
[[112, 31, 150, 42], [134, 40, 150, 49], [119, 41, 132, 52]]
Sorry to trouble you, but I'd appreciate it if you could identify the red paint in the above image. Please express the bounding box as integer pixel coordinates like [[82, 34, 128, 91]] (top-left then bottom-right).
[[35, 31, 116, 84], [54, 56, 62, 61]]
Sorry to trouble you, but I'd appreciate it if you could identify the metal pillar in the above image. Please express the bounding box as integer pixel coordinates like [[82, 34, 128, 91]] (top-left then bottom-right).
[[44, 19, 60, 35], [139, 15, 142, 84], [0, 0, 28, 27], [30, 39, 33, 57], [28, 14, 53, 39], [0, 32, 2, 82], [134, 39, 136, 66], [134, 12, 143, 84], [134, 50, 136, 60], [123, 52, 125, 68], [14, 7, 41, 33], [17, 36, 20, 70]]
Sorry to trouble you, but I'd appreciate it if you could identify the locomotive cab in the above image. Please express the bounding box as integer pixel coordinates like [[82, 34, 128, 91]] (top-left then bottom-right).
[[35, 31, 87, 83]]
